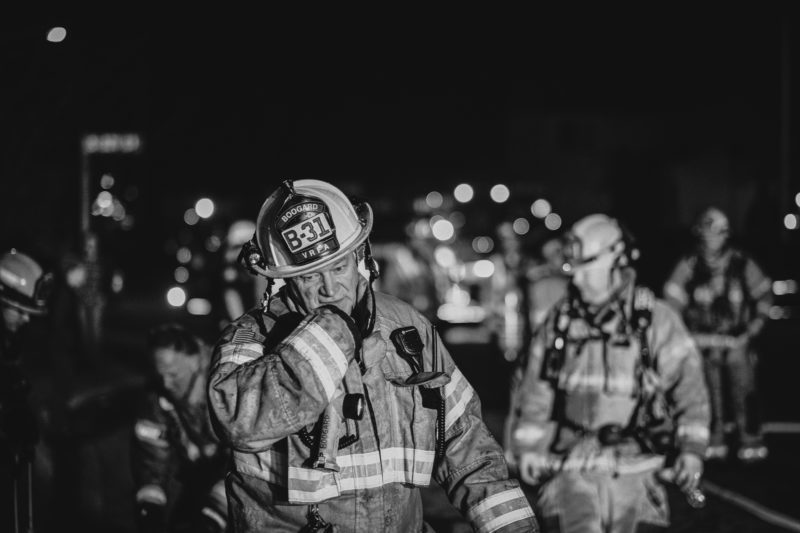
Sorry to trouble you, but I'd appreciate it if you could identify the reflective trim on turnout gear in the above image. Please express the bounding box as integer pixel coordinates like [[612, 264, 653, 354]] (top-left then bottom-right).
[[468, 487, 536, 533], [234, 446, 436, 503], [134, 420, 169, 448], [219, 342, 264, 366], [201, 506, 227, 529], [136, 484, 167, 505], [443, 368, 475, 431], [560, 373, 635, 394], [281, 321, 349, 401], [677, 423, 710, 442]]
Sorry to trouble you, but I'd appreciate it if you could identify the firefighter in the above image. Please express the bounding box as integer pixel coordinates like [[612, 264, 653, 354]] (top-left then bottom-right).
[[207, 179, 537, 532], [663, 206, 772, 462], [0, 249, 53, 533], [131, 323, 229, 533], [506, 214, 710, 533]]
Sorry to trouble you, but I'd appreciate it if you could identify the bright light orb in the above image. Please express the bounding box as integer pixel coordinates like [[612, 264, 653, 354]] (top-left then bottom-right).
[[195, 198, 215, 219], [544, 213, 562, 231], [531, 199, 551, 218], [490, 184, 510, 203], [454, 183, 474, 203], [473, 260, 495, 278], [432, 219, 455, 241], [513, 218, 530, 235], [166, 286, 186, 307], [47, 27, 67, 43]]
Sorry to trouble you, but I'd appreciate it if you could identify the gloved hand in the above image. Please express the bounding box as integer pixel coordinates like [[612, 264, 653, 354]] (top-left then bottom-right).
[[136, 502, 166, 533], [305, 305, 363, 366], [671, 452, 704, 493], [518, 452, 553, 486]]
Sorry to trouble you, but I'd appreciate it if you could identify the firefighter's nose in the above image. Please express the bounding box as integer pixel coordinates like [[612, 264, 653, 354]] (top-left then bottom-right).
[[319, 272, 336, 297]]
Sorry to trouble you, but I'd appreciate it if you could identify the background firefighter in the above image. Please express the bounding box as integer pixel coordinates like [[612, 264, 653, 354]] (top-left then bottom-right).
[[0, 249, 53, 533], [663, 206, 772, 463], [130, 323, 229, 533], [207, 179, 538, 532], [506, 214, 710, 533]]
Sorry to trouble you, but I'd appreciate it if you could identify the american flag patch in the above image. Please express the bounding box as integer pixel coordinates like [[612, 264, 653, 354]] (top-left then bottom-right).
[[232, 328, 263, 344]]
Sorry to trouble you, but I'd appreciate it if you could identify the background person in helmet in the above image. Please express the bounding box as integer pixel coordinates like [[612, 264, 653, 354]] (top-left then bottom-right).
[[506, 214, 710, 533], [131, 323, 229, 533], [0, 249, 53, 533], [663, 206, 772, 463], [220, 219, 272, 325], [207, 179, 537, 532]]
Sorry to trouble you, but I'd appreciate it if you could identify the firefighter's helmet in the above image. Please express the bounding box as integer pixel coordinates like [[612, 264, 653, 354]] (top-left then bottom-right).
[[0, 249, 52, 315], [251, 179, 373, 278], [562, 214, 638, 274]]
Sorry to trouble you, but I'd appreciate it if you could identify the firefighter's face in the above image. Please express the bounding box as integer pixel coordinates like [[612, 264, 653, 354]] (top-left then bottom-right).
[[290, 253, 360, 315], [571, 252, 620, 306], [154, 347, 200, 397], [2, 304, 30, 333]]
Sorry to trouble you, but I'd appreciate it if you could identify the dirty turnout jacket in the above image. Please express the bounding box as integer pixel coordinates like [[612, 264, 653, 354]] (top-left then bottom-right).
[[208, 285, 537, 532]]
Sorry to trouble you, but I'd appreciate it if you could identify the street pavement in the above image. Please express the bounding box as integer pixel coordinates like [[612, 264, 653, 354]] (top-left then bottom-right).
[[14, 293, 800, 532]]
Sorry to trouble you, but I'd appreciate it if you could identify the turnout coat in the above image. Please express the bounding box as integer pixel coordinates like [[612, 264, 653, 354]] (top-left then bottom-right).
[[208, 279, 537, 532]]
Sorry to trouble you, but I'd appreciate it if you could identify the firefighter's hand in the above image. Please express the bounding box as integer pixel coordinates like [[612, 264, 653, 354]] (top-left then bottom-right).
[[518, 452, 550, 486], [672, 452, 704, 493], [136, 502, 166, 533]]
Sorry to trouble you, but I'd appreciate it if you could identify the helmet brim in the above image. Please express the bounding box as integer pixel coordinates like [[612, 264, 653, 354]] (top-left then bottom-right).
[[260, 203, 374, 279], [0, 295, 48, 316]]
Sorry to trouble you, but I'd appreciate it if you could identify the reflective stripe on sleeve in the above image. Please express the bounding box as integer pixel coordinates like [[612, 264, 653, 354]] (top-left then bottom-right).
[[208, 479, 227, 509], [678, 424, 710, 443], [136, 484, 167, 505], [444, 368, 475, 431], [218, 342, 263, 366], [283, 322, 349, 401], [134, 420, 169, 448], [201, 506, 227, 528], [467, 487, 535, 533]]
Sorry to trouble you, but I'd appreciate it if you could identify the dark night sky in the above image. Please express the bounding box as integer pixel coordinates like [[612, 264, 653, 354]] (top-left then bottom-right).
[[1, 10, 798, 291]]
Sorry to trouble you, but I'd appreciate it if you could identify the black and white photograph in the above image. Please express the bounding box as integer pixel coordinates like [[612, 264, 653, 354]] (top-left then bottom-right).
[[2, 10, 800, 532]]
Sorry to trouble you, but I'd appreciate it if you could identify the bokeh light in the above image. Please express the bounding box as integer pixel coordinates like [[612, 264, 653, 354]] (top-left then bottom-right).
[[490, 184, 510, 203], [166, 287, 186, 307], [473, 260, 495, 278], [195, 198, 215, 219], [454, 183, 474, 203], [544, 213, 562, 231], [472, 236, 494, 254], [531, 199, 551, 218], [426, 191, 443, 209], [512, 217, 530, 235], [432, 219, 455, 241], [46, 27, 67, 43]]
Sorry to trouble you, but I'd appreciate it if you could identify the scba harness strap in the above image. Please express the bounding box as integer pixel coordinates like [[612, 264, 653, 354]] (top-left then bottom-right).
[[541, 286, 668, 450]]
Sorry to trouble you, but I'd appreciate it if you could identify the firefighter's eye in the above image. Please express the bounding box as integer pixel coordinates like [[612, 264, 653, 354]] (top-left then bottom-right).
[[300, 273, 320, 284]]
